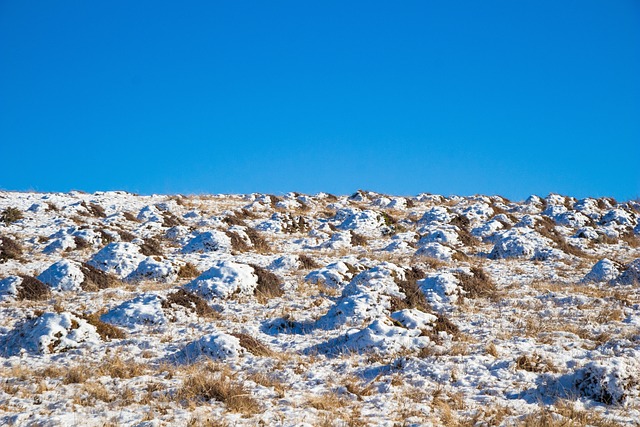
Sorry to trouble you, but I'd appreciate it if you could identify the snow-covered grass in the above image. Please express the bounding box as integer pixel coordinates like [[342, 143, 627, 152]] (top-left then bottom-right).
[[0, 190, 639, 426]]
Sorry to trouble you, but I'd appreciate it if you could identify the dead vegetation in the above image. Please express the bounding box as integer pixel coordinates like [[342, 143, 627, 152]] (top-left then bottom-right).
[[231, 333, 273, 356], [179, 365, 261, 415], [250, 264, 284, 303], [162, 289, 217, 318], [0, 234, 23, 262], [17, 276, 51, 300], [455, 266, 497, 299], [79, 262, 121, 291], [1, 207, 23, 224], [391, 266, 430, 312], [178, 262, 200, 279]]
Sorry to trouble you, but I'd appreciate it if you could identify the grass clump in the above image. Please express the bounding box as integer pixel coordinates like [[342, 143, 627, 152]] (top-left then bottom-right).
[[0, 235, 23, 262], [231, 333, 273, 356], [162, 289, 217, 318], [178, 262, 200, 279], [1, 207, 23, 224], [179, 369, 261, 415], [391, 267, 430, 313], [455, 266, 497, 299], [17, 276, 51, 301], [79, 262, 120, 291], [250, 264, 284, 303], [298, 254, 321, 269]]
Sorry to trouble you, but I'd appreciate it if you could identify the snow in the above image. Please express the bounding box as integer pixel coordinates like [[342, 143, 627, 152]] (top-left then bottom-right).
[[101, 293, 167, 327], [87, 242, 147, 278], [1, 312, 101, 355], [1, 189, 639, 426], [37, 259, 85, 291], [184, 260, 258, 299]]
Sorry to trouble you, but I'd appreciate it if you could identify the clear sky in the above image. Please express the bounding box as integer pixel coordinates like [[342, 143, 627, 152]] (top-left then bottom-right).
[[1, 1, 639, 201]]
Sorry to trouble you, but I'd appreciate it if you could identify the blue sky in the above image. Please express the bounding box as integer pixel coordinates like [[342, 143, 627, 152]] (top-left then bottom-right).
[[1, 1, 639, 200]]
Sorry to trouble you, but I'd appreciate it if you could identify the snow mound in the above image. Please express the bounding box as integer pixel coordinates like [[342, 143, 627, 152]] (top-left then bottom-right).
[[337, 210, 385, 232], [88, 243, 146, 278], [419, 207, 451, 225], [0, 276, 21, 301], [305, 261, 355, 288], [37, 259, 85, 292], [415, 242, 455, 261], [268, 254, 300, 271], [575, 356, 640, 404], [390, 309, 437, 330], [181, 231, 231, 254], [126, 258, 177, 282], [488, 228, 556, 260], [184, 260, 258, 299], [612, 258, 640, 286], [316, 263, 404, 329], [1, 312, 101, 355], [101, 294, 167, 327], [177, 332, 244, 363], [419, 272, 461, 309], [315, 318, 430, 356], [582, 259, 622, 283], [318, 231, 352, 250]]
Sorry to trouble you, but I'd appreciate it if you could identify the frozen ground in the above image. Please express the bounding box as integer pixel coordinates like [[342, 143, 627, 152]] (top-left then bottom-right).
[[0, 190, 639, 426]]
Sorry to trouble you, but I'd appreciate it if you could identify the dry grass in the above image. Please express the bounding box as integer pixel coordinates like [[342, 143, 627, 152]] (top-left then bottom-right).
[[179, 368, 261, 415], [162, 289, 218, 318], [250, 264, 284, 303], [178, 262, 200, 279], [79, 262, 121, 291], [0, 234, 23, 262], [81, 312, 126, 340], [231, 333, 273, 356], [1, 207, 23, 224], [17, 276, 51, 300], [455, 266, 498, 299]]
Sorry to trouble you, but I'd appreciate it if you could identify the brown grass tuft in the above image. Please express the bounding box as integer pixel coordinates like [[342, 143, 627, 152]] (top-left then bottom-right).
[[162, 289, 217, 318], [455, 267, 497, 299], [298, 254, 321, 269], [231, 333, 273, 356], [178, 262, 200, 279], [250, 264, 284, 303], [17, 276, 50, 300], [79, 262, 120, 291], [80, 312, 126, 340], [1, 207, 23, 224], [0, 235, 23, 262]]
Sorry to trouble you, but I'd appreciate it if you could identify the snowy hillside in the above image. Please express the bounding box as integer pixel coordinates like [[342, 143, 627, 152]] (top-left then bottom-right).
[[0, 190, 639, 426]]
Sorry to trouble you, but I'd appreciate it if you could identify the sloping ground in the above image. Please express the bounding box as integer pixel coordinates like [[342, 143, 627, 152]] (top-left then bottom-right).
[[0, 190, 639, 426]]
